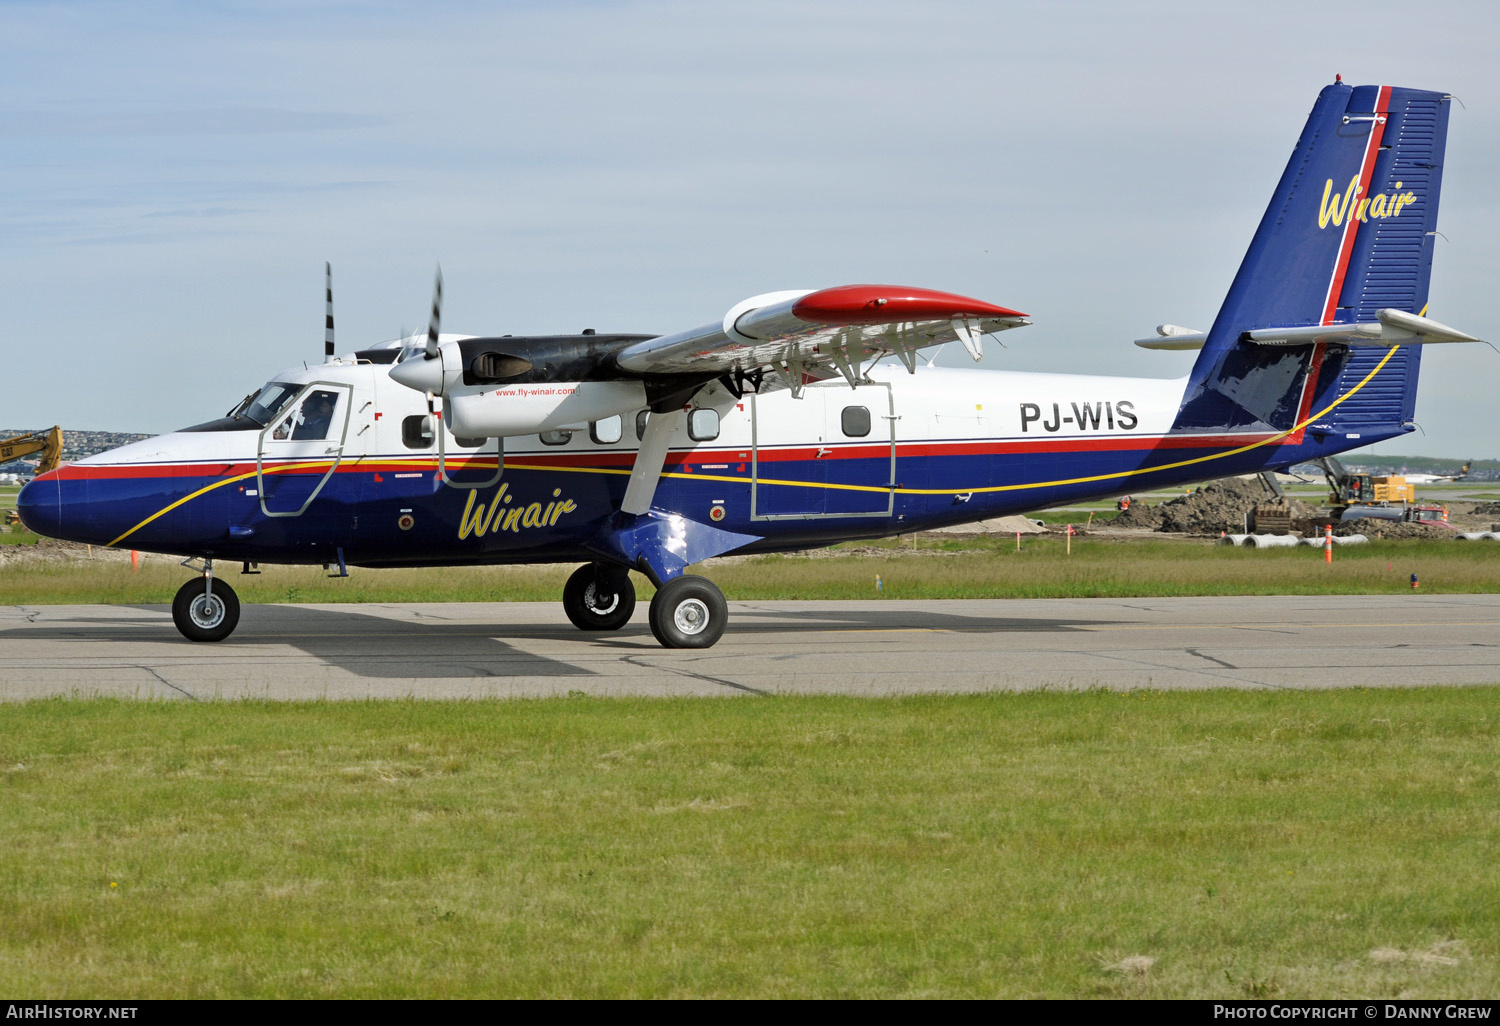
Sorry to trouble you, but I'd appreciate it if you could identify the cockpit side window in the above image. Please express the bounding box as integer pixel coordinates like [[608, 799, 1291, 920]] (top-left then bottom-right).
[[270, 389, 341, 441]]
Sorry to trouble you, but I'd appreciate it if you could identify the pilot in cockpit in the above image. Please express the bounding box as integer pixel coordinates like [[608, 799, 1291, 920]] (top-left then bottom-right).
[[293, 392, 336, 440], [273, 391, 337, 441]]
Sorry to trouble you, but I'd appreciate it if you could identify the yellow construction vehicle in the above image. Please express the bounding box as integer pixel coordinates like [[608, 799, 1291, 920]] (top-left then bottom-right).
[[1316, 456, 1414, 507], [0, 426, 64, 475]]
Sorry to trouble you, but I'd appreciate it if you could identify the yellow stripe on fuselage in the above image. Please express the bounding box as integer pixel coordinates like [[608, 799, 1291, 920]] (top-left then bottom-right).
[[102, 345, 1399, 543], [105, 460, 337, 548]]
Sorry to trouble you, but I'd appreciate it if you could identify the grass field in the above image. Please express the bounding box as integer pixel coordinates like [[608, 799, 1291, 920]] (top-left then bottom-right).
[[1, 691, 1495, 998], [3, 535, 1499, 604]]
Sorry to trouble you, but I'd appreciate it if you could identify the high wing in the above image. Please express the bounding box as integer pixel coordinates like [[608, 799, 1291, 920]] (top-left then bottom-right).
[[388, 283, 1029, 437], [613, 284, 1029, 394]]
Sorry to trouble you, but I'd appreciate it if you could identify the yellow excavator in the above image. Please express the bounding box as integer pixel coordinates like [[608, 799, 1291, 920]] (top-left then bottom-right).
[[2, 426, 63, 526]]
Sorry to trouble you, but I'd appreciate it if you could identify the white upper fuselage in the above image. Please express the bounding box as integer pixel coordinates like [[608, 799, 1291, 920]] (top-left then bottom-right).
[[78, 357, 1188, 479]]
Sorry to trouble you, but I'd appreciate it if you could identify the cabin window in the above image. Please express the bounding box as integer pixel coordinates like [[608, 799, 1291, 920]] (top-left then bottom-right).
[[591, 415, 623, 445], [841, 406, 871, 438], [453, 436, 484, 449], [688, 408, 719, 442], [401, 415, 435, 449], [635, 410, 651, 441], [539, 429, 573, 446]]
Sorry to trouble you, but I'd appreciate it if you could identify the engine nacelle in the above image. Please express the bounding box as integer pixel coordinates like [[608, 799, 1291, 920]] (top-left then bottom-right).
[[444, 380, 648, 438]]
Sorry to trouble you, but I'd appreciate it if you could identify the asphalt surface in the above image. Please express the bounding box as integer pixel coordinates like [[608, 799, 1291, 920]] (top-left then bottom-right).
[[3, 595, 1499, 700]]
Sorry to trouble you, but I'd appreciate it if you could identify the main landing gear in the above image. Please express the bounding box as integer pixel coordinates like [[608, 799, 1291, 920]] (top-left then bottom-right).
[[171, 565, 240, 643], [563, 405, 747, 650], [648, 575, 727, 649], [562, 563, 728, 649], [562, 563, 636, 631]]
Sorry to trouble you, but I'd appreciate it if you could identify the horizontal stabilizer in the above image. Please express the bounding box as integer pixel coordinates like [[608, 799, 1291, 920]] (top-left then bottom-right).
[[1138, 310, 1480, 352], [1245, 309, 1482, 347], [1134, 323, 1207, 350], [1135, 334, 1207, 351]]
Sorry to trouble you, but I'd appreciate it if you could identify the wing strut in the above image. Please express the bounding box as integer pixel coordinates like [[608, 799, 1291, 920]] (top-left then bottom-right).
[[587, 405, 761, 587], [621, 410, 684, 515]]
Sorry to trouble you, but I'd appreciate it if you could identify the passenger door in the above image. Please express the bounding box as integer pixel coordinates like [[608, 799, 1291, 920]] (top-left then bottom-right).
[[257, 382, 354, 517]]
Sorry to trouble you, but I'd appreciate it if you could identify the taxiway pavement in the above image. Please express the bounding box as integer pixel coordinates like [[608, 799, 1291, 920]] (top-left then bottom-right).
[[3, 595, 1499, 700]]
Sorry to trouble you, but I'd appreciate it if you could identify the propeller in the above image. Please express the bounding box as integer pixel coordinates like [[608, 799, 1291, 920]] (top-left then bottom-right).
[[425, 265, 443, 359], [323, 261, 335, 362], [389, 265, 451, 395]]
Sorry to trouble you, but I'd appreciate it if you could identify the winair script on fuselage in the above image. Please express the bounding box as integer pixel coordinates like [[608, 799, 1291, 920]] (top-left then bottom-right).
[[1020, 401, 1138, 434], [1319, 177, 1417, 228], [458, 483, 579, 540]]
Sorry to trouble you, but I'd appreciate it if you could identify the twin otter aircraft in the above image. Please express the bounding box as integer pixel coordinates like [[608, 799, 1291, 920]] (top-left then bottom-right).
[[18, 81, 1481, 648]]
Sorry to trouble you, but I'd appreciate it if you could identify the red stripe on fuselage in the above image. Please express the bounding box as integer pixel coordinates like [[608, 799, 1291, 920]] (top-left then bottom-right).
[[44, 430, 1308, 483]]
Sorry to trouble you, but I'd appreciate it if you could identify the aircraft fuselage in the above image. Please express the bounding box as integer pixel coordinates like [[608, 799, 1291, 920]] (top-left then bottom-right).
[[18, 357, 1398, 569]]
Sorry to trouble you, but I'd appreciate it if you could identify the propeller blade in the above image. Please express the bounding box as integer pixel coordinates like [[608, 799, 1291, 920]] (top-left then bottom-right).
[[425, 266, 443, 360], [324, 262, 335, 361]]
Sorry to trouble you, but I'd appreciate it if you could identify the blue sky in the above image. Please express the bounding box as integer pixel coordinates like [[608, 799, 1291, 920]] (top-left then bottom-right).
[[3, 0, 1497, 459]]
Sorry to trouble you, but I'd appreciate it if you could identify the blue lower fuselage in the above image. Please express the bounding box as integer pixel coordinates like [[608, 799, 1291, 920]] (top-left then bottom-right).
[[17, 423, 1398, 569]]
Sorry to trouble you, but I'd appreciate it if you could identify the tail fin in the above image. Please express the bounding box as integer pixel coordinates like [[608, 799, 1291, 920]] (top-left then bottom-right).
[[1175, 82, 1451, 442]]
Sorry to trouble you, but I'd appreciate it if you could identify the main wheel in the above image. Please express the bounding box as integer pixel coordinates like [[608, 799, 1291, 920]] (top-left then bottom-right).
[[171, 577, 241, 643], [562, 564, 637, 631], [648, 575, 728, 649]]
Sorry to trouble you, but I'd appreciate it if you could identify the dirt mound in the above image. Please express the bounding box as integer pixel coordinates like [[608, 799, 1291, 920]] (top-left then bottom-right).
[[1335, 519, 1457, 539], [1108, 501, 1166, 531], [1112, 478, 1316, 535], [1471, 501, 1500, 517]]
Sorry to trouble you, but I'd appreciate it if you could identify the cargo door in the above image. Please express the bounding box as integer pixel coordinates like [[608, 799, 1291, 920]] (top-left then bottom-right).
[[750, 382, 894, 520]]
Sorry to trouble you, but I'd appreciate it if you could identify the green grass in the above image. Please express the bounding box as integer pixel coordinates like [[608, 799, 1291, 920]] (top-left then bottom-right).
[[1, 691, 1496, 998], [4, 537, 1499, 603], [0, 485, 31, 544]]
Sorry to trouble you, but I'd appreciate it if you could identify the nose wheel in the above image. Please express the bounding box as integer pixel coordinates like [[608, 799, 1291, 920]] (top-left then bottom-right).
[[648, 575, 728, 649], [171, 576, 241, 643], [562, 563, 637, 631]]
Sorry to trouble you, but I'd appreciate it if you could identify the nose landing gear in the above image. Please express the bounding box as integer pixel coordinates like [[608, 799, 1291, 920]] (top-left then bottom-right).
[[171, 563, 241, 642]]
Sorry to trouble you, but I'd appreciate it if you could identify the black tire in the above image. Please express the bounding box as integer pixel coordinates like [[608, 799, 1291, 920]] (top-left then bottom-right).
[[648, 575, 727, 649], [562, 564, 636, 631], [171, 578, 241, 643]]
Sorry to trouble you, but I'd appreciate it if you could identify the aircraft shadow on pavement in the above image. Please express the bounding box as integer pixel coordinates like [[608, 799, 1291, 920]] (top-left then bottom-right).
[[2, 607, 591, 681], [1, 603, 1117, 683]]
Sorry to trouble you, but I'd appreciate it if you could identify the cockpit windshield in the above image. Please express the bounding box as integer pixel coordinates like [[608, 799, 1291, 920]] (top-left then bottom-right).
[[240, 382, 301, 427]]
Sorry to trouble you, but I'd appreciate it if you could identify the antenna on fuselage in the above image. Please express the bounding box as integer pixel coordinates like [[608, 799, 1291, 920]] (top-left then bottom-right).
[[324, 261, 336, 363]]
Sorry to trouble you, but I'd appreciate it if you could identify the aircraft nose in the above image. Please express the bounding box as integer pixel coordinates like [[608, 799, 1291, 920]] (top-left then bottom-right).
[[16, 473, 62, 538]]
